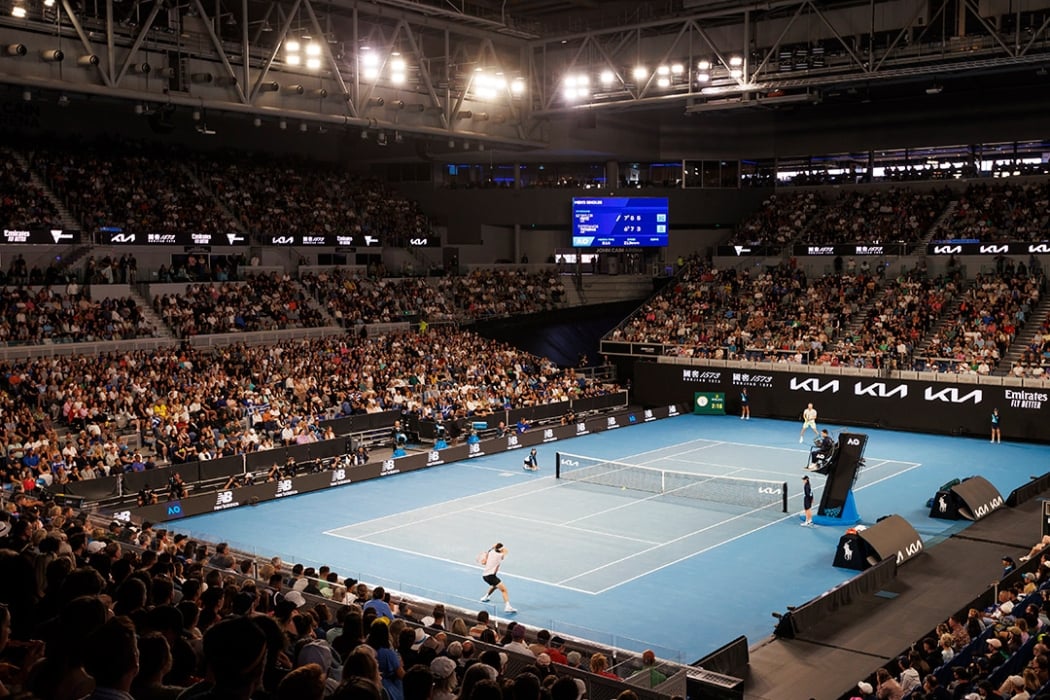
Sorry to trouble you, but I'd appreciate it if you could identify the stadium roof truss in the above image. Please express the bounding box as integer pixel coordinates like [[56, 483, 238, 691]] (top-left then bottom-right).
[[0, 0, 1048, 146]]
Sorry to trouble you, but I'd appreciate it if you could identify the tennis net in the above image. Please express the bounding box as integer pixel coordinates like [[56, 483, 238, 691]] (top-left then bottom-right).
[[555, 451, 788, 513]]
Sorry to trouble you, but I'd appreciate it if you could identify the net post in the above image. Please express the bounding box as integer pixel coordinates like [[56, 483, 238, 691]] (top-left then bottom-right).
[[781, 482, 788, 513], [555, 452, 562, 479]]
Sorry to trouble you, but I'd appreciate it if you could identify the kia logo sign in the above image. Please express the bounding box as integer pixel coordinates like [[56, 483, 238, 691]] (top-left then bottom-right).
[[932, 245, 961, 254], [789, 378, 840, 393], [980, 244, 1008, 254], [923, 387, 982, 404], [854, 382, 907, 398]]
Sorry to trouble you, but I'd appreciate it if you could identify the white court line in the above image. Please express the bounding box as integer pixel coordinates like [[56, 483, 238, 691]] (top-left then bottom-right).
[[322, 436, 924, 594], [578, 460, 924, 594], [322, 528, 599, 595], [469, 507, 663, 546], [322, 478, 563, 535]]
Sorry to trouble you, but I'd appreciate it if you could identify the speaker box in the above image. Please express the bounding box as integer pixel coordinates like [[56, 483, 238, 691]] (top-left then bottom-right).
[[929, 476, 1004, 521], [834, 514, 923, 569]]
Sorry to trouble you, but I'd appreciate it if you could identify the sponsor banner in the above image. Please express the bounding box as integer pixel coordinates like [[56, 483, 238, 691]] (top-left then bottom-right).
[[634, 362, 1044, 442], [715, 245, 780, 257], [264, 234, 382, 247], [693, 392, 726, 415], [682, 369, 722, 384], [793, 243, 907, 256], [927, 242, 1050, 255], [123, 403, 683, 524], [409, 236, 441, 247], [105, 231, 247, 246], [2, 228, 83, 245], [633, 343, 663, 356]]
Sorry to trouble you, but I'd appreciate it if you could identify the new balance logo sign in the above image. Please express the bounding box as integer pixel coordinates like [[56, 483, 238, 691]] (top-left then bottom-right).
[[980, 244, 1008, 254], [216, 490, 233, 505], [933, 245, 961, 254], [110, 233, 136, 243], [332, 469, 346, 481], [924, 387, 983, 404], [113, 510, 131, 522], [381, 459, 397, 474], [789, 378, 840, 393], [507, 436, 519, 447], [854, 382, 907, 398], [469, 443, 480, 455], [276, 479, 293, 493], [576, 422, 589, 434]]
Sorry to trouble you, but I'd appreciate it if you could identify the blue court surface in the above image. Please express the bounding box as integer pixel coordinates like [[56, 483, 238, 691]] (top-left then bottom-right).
[[169, 414, 1046, 662]]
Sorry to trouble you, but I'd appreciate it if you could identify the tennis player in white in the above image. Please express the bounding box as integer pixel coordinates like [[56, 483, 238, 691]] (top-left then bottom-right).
[[799, 403, 819, 443], [480, 543, 516, 613]]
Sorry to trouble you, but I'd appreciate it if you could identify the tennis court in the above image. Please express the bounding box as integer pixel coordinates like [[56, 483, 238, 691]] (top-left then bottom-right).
[[170, 413, 1045, 661]]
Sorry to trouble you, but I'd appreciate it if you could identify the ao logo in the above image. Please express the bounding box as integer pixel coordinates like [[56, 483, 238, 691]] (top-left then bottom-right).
[[216, 490, 234, 505], [276, 479, 293, 493], [113, 510, 132, 522], [846, 437, 861, 446], [331, 469, 346, 481], [166, 503, 182, 516], [381, 459, 396, 474], [543, 429, 554, 439]]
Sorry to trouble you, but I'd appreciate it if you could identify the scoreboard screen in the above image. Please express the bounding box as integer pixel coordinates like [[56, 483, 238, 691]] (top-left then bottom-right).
[[571, 197, 668, 247]]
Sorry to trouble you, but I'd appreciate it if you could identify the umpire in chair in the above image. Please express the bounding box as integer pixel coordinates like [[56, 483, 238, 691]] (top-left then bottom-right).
[[806, 429, 837, 474]]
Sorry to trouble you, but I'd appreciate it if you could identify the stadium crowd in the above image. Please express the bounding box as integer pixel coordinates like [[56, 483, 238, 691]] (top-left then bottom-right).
[[0, 157, 61, 229], [731, 192, 822, 246], [0, 327, 618, 486], [797, 187, 953, 246], [153, 273, 327, 338], [916, 270, 1043, 374], [853, 549, 1050, 700], [609, 261, 880, 365], [300, 269, 567, 326], [0, 285, 157, 345], [0, 498, 656, 700], [930, 180, 1050, 243], [31, 139, 238, 236], [193, 152, 431, 244]]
